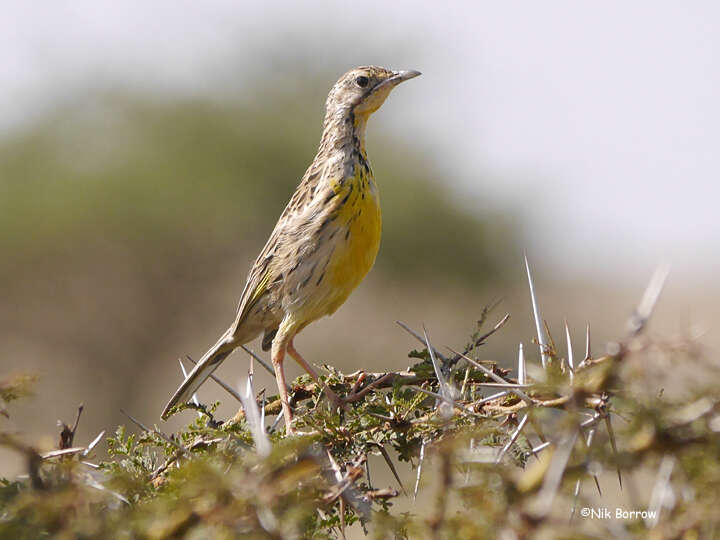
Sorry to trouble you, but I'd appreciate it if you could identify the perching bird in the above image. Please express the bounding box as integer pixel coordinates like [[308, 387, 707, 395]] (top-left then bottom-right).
[[161, 66, 421, 431]]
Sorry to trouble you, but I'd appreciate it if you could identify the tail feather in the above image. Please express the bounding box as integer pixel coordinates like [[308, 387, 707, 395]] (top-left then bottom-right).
[[161, 332, 234, 419]]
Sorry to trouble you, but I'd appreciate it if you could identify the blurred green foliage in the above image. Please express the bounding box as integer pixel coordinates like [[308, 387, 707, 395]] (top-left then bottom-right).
[[0, 86, 514, 284]]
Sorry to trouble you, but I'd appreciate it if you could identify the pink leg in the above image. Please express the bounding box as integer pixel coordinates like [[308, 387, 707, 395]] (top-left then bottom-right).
[[287, 338, 346, 411], [271, 343, 295, 435]]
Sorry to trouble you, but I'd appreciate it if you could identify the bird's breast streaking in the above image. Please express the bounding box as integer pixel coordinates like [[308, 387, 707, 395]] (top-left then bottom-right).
[[281, 154, 381, 328]]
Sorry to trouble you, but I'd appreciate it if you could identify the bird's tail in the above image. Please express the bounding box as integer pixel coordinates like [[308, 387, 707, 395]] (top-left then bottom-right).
[[161, 329, 235, 419]]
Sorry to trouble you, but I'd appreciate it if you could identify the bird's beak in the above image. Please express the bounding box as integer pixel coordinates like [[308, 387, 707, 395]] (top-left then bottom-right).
[[392, 69, 422, 82], [389, 69, 422, 86], [375, 69, 422, 92]]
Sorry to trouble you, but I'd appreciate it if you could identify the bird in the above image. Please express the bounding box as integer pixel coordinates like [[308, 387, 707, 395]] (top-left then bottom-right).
[[161, 66, 421, 432]]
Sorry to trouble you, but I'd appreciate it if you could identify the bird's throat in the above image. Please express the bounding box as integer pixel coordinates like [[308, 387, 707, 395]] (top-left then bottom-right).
[[321, 108, 370, 162], [351, 113, 369, 155]]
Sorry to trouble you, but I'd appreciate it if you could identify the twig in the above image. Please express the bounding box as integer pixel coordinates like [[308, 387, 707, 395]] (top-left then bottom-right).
[[346, 373, 394, 403], [495, 413, 529, 464], [240, 345, 276, 377], [367, 442, 407, 497], [256, 368, 502, 418], [526, 441, 551, 457], [120, 409, 190, 457], [58, 404, 84, 449], [409, 386, 479, 417], [448, 347, 533, 406], [474, 391, 509, 407], [396, 321, 449, 363], [530, 429, 579, 518], [448, 313, 511, 368]]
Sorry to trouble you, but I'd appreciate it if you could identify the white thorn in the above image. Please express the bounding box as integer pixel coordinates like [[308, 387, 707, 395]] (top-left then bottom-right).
[[525, 254, 549, 369], [646, 454, 675, 528], [628, 264, 670, 336], [565, 320, 574, 382]]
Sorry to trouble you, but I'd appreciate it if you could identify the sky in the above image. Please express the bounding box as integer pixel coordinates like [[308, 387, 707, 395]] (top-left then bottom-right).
[[2, 0, 718, 280]]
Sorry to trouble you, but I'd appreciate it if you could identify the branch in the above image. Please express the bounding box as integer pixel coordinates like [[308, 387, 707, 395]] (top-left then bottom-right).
[[229, 365, 500, 422]]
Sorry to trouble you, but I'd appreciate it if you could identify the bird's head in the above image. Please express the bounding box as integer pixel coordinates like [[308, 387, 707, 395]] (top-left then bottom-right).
[[325, 66, 421, 120]]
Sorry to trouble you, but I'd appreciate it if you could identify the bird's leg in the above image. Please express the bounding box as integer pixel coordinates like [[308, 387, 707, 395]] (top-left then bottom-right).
[[287, 338, 347, 411], [271, 344, 295, 435]]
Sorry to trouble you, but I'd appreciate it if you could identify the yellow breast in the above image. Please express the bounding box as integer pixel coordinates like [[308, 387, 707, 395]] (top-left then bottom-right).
[[325, 169, 381, 313]]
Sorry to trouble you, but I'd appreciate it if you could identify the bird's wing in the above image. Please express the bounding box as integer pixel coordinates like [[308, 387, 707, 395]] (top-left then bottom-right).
[[162, 167, 331, 419], [230, 159, 336, 334]]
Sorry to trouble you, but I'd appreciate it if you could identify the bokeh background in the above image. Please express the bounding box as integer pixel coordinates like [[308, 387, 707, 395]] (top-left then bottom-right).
[[2, 1, 718, 481]]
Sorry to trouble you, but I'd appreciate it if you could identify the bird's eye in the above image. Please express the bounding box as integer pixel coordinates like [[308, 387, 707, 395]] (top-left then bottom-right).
[[355, 76, 369, 88]]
